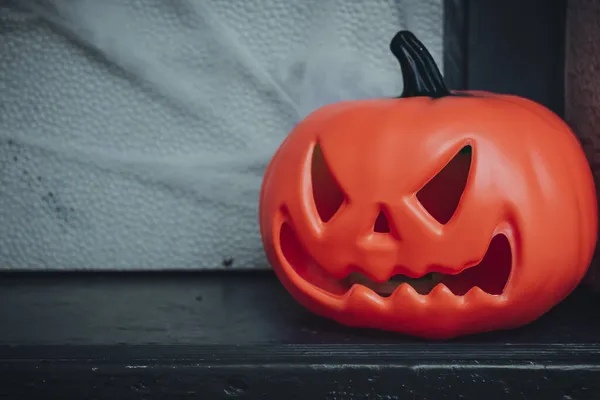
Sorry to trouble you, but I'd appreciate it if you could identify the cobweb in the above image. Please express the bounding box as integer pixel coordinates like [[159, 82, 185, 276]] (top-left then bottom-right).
[[0, 0, 443, 270]]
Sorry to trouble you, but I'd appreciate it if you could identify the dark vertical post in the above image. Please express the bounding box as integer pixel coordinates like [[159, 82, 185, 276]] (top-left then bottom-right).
[[443, 0, 469, 91], [466, 0, 567, 116]]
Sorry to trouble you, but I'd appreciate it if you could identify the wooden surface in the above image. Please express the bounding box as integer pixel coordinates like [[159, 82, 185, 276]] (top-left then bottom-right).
[[0, 272, 599, 399], [1, 272, 599, 346]]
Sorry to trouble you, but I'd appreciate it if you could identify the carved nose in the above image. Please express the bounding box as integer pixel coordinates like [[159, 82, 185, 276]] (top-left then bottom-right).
[[355, 207, 399, 278], [373, 210, 390, 233], [372, 207, 401, 240]]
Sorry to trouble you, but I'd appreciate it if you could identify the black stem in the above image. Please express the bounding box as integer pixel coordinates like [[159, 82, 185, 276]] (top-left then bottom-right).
[[390, 30, 451, 98]]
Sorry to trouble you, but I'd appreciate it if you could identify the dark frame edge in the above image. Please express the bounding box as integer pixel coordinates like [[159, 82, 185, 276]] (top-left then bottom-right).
[[443, 0, 469, 90], [466, 0, 567, 116]]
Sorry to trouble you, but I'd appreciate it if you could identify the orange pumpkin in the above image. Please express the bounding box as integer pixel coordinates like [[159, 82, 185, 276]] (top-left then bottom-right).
[[259, 30, 598, 339]]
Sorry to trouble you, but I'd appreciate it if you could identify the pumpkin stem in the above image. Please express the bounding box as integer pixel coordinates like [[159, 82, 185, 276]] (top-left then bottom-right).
[[390, 30, 451, 98]]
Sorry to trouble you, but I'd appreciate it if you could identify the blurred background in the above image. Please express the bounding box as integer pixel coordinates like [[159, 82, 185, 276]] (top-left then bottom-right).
[[565, 0, 600, 290], [2, 0, 596, 285], [0, 0, 443, 270]]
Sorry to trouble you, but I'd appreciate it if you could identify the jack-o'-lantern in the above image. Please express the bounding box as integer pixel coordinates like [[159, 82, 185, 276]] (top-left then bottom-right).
[[259, 30, 598, 339]]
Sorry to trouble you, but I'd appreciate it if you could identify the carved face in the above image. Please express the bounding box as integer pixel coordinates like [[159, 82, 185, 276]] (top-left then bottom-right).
[[259, 31, 597, 339], [259, 93, 597, 339]]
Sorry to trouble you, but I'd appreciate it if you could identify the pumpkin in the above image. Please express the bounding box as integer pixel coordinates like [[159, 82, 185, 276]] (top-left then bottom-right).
[[259, 30, 598, 339]]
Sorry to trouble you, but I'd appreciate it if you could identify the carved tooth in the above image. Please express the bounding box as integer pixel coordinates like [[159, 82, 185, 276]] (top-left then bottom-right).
[[464, 286, 493, 305], [428, 283, 455, 301], [346, 283, 387, 308], [390, 283, 426, 308], [395, 282, 418, 296]]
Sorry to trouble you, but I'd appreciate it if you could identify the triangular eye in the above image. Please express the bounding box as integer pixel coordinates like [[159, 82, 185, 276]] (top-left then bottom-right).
[[311, 142, 345, 222], [416, 146, 472, 224]]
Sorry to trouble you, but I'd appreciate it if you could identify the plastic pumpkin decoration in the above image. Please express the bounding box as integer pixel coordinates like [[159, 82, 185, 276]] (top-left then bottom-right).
[[259, 30, 598, 339]]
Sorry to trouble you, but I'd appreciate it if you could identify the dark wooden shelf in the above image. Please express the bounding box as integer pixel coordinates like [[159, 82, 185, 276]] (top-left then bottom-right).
[[0, 272, 599, 399]]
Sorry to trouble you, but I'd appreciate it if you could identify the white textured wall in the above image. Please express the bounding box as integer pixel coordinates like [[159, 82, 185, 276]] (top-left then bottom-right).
[[0, 0, 443, 270]]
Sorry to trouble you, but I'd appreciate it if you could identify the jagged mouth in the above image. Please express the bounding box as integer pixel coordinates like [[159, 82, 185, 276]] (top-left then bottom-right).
[[278, 223, 513, 298]]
